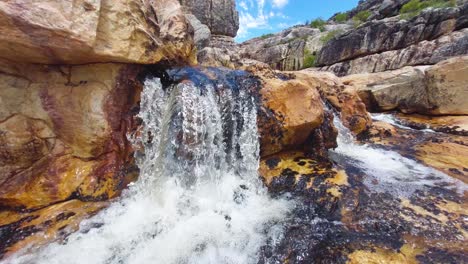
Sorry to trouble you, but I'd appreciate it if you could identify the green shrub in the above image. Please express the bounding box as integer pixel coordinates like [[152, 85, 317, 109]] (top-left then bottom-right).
[[334, 12, 348, 23], [303, 50, 316, 69], [352, 10, 371, 27], [260, 33, 274, 39], [400, 0, 456, 19], [320, 30, 343, 43], [310, 18, 327, 32]]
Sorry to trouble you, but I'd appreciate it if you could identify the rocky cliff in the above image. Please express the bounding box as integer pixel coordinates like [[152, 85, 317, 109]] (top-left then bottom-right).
[[227, 0, 468, 75], [179, 0, 239, 38], [318, 4, 468, 76]]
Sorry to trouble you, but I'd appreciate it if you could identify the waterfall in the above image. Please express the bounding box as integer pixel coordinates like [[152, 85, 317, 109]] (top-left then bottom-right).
[[329, 113, 467, 197], [5, 77, 291, 264]]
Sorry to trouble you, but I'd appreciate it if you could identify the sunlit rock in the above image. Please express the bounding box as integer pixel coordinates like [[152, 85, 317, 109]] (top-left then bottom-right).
[[0, 0, 196, 64]]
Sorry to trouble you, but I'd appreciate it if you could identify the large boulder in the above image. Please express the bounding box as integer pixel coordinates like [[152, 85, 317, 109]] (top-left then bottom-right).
[[179, 0, 239, 37], [343, 56, 468, 115], [295, 70, 372, 135], [256, 73, 325, 157], [342, 66, 432, 113], [0, 0, 195, 64], [0, 61, 140, 209], [425, 55, 468, 115]]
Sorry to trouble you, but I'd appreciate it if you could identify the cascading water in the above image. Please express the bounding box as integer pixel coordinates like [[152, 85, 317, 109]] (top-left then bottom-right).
[[5, 76, 291, 264], [329, 113, 467, 197]]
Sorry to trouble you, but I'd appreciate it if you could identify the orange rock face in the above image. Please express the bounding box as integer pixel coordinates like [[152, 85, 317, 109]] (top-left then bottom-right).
[[257, 73, 324, 157], [0, 0, 196, 64], [0, 199, 108, 259], [295, 70, 372, 135], [0, 61, 140, 210]]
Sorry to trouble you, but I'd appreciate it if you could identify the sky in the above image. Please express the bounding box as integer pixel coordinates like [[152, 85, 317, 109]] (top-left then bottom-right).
[[236, 0, 360, 42]]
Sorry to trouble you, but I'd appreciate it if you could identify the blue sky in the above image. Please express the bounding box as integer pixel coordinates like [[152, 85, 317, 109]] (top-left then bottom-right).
[[236, 0, 360, 42]]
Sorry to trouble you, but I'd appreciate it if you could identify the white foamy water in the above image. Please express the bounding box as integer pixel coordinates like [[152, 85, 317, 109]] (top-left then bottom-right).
[[330, 114, 467, 197], [371, 113, 434, 132], [4, 78, 291, 264]]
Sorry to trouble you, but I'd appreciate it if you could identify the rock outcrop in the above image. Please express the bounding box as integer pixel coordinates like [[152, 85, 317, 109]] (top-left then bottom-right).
[[317, 4, 468, 76], [0, 61, 141, 209], [179, 0, 239, 37], [0, 0, 196, 256], [0, 0, 196, 64], [343, 56, 468, 115]]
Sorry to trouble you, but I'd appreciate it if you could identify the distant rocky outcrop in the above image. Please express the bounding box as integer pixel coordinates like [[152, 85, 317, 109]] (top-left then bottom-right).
[[343, 56, 468, 115], [224, 0, 468, 75], [317, 4, 468, 76], [179, 0, 239, 38]]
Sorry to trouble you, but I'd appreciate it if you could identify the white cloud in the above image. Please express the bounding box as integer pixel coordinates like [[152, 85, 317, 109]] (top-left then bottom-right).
[[239, 1, 248, 10], [236, 0, 290, 40], [272, 0, 288, 9]]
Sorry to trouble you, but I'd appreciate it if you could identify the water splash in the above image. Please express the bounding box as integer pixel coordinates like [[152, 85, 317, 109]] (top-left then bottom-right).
[[5, 77, 291, 264], [330, 114, 467, 197], [371, 113, 434, 132]]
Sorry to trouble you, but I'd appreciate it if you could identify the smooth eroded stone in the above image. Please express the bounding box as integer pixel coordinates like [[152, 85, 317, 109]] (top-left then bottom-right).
[[0, 60, 140, 209], [258, 75, 324, 156], [0, 0, 195, 64], [425, 55, 468, 115]]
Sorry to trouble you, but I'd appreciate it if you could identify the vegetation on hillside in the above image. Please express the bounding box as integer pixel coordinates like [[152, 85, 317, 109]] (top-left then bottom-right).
[[352, 10, 371, 27], [334, 12, 348, 23], [320, 29, 344, 43], [302, 49, 316, 68], [260, 33, 275, 39], [399, 0, 456, 19], [310, 18, 327, 32]]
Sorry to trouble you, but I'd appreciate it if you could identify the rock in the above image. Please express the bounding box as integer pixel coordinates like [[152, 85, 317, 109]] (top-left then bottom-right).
[[0, 0, 196, 64], [239, 26, 323, 71], [185, 14, 211, 49], [316, 6, 464, 67], [425, 55, 468, 115], [360, 120, 468, 183], [295, 70, 372, 134], [259, 151, 348, 197], [320, 29, 468, 76], [343, 66, 432, 113], [395, 113, 468, 136], [0, 61, 140, 209], [0, 199, 108, 258], [343, 56, 468, 115], [179, 0, 239, 37], [257, 74, 324, 157]]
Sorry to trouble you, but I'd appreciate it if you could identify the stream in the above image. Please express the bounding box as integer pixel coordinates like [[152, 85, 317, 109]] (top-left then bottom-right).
[[3, 71, 467, 264]]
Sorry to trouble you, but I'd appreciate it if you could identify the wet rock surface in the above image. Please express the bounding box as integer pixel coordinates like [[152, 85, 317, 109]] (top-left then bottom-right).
[[258, 116, 468, 264]]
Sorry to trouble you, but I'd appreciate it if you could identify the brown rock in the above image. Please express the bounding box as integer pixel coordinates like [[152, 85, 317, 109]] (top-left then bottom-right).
[[0, 0, 196, 64], [257, 75, 324, 157], [343, 66, 432, 113], [343, 56, 468, 115], [425, 55, 468, 115], [0, 61, 140, 209], [395, 113, 468, 136], [0, 199, 108, 259], [295, 70, 372, 134]]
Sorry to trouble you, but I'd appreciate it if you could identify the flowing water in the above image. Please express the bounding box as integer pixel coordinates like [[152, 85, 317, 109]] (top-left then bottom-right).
[[371, 113, 434, 132], [4, 70, 467, 264], [330, 113, 467, 197], [4, 77, 291, 264]]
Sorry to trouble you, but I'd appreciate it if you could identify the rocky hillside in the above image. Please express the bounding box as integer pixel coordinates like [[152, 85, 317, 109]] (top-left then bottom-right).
[[228, 0, 468, 74]]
